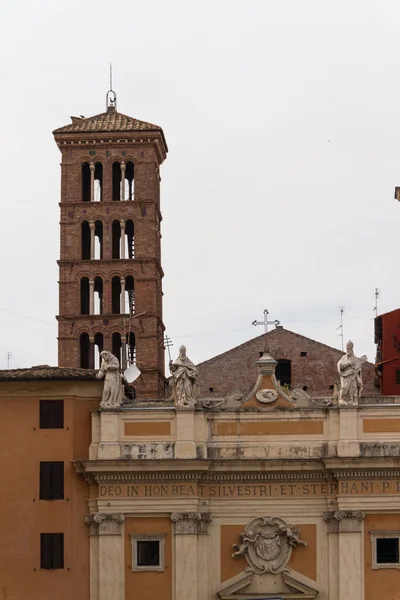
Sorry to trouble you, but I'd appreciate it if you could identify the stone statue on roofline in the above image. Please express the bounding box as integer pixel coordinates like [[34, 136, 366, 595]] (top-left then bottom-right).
[[96, 351, 123, 409], [169, 345, 198, 408], [337, 341, 367, 405]]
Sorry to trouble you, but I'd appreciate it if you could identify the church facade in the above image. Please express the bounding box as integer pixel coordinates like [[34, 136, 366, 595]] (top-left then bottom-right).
[[75, 348, 400, 600]]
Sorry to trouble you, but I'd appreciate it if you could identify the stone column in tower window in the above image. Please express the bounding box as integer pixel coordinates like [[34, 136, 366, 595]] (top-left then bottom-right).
[[120, 219, 126, 259], [89, 278, 95, 315], [88, 336, 95, 369], [120, 161, 126, 200], [89, 221, 95, 260], [120, 278, 126, 314], [90, 162, 95, 202]]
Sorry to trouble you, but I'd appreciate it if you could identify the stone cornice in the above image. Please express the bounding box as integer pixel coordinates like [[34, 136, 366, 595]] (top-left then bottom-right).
[[74, 460, 400, 484], [55, 133, 167, 163]]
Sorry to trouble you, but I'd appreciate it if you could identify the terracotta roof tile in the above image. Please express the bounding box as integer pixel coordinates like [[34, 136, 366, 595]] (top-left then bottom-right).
[[53, 110, 162, 135], [0, 366, 97, 381]]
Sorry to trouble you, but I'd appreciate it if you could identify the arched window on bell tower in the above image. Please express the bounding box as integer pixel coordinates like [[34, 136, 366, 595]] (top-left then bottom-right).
[[112, 220, 121, 258], [125, 220, 134, 258], [124, 161, 134, 200], [81, 221, 90, 259], [94, 221, 103, 259], [112, 332, 122, 363], [80, 333, 90, 368], [94, 162, 103, 202], [94, 277, 103, 315], [94, 332, 104, 369], [112, 276, 121, 314], [112, 162, 121, 201], [126, 332, 136, 365], [125, 276, 135, 315], [80, 277, 90, 314], [82, 162, 91, 202]]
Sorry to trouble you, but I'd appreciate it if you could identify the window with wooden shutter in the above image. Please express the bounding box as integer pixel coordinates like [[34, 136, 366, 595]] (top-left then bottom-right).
[[40, 533, 64, 569], [39, 400, 64, 429], [40, 462, 64, 500]]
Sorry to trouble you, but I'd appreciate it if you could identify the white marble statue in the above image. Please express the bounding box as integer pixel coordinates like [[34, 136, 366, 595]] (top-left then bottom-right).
[[169, 345, 198, 408], [337, 341, 367, 405], [96, 351, 123, 409]]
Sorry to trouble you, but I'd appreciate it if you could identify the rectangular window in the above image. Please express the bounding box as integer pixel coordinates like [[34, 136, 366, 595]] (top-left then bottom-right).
[[396, 370, 400, 385], [40, 400, 64, 429], [40, 533, 64, 570], [377, 538, 399, 564], [131, 534, 165, 572], [40, 462, 64, 500], [137, 541, 160, 567]]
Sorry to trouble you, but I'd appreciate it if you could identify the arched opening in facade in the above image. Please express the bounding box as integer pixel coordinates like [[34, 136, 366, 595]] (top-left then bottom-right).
[[94, 333, 104, 369], [82, 162, 91, 202], [112, 162, 121, 201], [94, 162, 103, 202], [276, 359, 292, 388], [80, 333, 90, 368], [94, 220, 103, 260], [124, 161, 134, 200], [94, 277, 103, 315], [112, 332, 122, 364], [112, 220, 121, 259], [112, 276, 121, 314], [125, 275, 135, 315], [81, 221, 90, 259], [80, 277, 90, 314]]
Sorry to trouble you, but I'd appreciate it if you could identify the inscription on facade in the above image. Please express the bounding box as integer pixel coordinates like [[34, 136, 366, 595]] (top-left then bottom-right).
[[98, 480, 400, 498]]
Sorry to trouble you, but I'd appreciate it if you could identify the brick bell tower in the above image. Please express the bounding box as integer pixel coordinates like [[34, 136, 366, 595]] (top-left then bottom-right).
[[53, 90, 168, 399]]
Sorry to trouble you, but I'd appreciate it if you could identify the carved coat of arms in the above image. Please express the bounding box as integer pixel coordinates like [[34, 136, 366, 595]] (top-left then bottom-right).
[[232, 516, 306, 574]]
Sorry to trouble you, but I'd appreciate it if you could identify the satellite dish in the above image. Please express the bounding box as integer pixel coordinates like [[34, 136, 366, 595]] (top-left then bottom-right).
[[124, 364, 141, 383]]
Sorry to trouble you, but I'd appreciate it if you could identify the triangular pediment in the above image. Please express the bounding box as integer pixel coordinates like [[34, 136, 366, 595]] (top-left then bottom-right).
[[216, 568, 319, 599]]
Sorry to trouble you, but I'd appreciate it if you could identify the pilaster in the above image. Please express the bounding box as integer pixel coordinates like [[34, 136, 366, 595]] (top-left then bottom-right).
[[171, 513, 212, 600], [324, 510, 365, 600], [85, 513, 125, 600]]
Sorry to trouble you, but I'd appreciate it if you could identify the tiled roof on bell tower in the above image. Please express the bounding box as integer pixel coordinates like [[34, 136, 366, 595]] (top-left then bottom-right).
[[53, 110, 163, 135]]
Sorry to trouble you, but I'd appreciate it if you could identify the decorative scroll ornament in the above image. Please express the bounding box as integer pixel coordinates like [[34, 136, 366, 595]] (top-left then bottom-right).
[[232, 516, 306, 574], [255, 389, 278, 404]]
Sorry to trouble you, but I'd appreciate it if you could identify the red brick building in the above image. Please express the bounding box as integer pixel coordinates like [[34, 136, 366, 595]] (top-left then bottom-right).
[[196, 326, 378, 397], [53, 95, 168, 399], [375, 308, 400, 395]]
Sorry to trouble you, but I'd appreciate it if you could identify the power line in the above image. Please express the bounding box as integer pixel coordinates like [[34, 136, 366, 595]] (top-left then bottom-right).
[[170, 313, 373, 339], [167, 170, 397, 244], [0, 72, 69, 118], [0, 307, 55, 326]]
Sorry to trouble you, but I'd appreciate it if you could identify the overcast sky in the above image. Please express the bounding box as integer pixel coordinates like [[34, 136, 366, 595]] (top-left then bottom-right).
[[0, 0, 399, 369]]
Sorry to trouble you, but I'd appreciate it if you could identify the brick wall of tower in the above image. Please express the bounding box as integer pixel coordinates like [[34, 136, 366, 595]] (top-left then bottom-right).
[[54, 129, 167, 400]]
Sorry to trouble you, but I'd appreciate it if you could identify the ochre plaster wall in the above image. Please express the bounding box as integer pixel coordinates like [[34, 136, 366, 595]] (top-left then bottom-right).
[[0, 387, 98, 600], [365, 514, 400, 600], [220, 523, 316, 583], [125, 516, 172, 600]]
